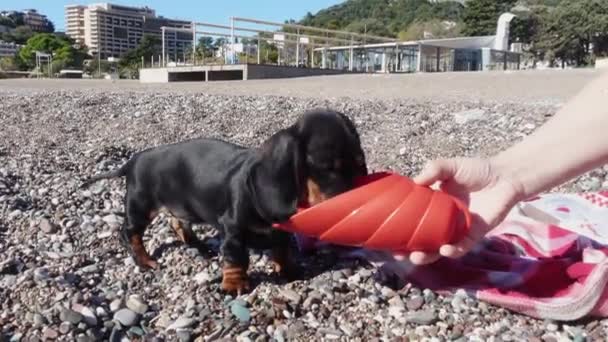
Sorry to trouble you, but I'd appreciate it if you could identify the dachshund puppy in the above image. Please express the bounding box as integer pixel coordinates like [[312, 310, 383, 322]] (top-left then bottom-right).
[[80, 109, 368, 294]]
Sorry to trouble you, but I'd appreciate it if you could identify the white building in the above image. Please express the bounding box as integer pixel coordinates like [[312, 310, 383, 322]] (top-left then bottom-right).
[[0, 41, 21, 57], [22, 9, 50, 32], [315, 13, 521, 73], [1, 9, 51, 32], [65, 5, 86, 46], [65, 3, 193, 60]]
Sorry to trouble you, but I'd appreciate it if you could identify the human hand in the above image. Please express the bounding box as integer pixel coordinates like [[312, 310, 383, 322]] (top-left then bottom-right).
[[396, 157, 524, 265]]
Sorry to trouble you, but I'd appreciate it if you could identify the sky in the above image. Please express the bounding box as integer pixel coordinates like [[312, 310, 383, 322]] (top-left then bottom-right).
[[2, 0, 344, 31]]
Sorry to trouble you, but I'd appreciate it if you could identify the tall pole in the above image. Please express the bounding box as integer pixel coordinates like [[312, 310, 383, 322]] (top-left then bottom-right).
[[192, 21, 196, 65], [296, 28, 300, 67], [349, 35, 354, 72], [97, 16, 101, 78], [230, 17, 235, 64], [311, 39, 315, 68], [257, 37, 260, 64], [161, 27, 165, 67]]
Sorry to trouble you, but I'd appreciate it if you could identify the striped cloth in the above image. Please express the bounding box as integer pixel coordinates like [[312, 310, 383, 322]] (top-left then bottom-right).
[[296, 191, 608, 321]]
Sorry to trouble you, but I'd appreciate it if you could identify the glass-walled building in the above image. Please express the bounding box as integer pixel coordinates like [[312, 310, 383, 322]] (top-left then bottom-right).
[[315, 36, 521, 74]]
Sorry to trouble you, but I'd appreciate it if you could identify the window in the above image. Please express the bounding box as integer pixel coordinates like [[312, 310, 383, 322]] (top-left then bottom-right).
[[114, 27, 128, 39]]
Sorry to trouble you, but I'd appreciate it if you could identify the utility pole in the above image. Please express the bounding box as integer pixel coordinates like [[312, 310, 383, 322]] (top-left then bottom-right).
[[162, 27, 165, 67], [97, 18, 101, 78]]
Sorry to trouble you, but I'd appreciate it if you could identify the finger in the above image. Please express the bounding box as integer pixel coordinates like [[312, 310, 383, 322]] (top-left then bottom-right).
[[409, 251, 441, 265], [393, 253, 409, 261], [439, 236, 477, 259], [413, 159, 457, 186]]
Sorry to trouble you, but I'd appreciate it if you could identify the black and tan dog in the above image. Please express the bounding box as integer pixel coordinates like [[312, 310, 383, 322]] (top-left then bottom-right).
[[80, 109, 368, 294]]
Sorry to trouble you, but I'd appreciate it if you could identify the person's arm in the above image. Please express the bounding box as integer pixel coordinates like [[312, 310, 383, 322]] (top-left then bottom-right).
[[492, 69, 608, 201]]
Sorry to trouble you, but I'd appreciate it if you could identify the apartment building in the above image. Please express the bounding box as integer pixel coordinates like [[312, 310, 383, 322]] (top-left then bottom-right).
[[1, 9, 52, 32], [65, 3, 193, 60], [65, 5, 86, 46], [143, 16, 194, 61], [22, 9, 50, 32], [0, 41, 21, 57]]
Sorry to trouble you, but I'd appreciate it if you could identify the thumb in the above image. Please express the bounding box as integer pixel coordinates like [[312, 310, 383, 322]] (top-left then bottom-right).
[[413, 159, 457, 186]]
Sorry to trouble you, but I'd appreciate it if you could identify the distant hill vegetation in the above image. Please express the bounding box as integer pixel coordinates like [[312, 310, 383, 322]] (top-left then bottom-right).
[[296, 0, 562, 41], [299, 0, 465, 38]]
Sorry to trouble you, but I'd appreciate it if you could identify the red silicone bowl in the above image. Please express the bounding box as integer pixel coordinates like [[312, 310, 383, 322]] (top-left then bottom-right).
[[274, 172, 472, 253]]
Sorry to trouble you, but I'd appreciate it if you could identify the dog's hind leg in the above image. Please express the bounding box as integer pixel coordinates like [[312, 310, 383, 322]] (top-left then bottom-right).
[[120, 190, 159, 270]]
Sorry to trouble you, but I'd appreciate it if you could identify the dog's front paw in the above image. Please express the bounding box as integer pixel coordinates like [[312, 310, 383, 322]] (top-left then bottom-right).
[[272, 261, 301, 281], [271, 248, 301, 281], [221, 263, 250, 295]]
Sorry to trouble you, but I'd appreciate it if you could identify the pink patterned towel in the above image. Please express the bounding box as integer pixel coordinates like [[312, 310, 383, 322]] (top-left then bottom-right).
[[297, 191, 608, 321]]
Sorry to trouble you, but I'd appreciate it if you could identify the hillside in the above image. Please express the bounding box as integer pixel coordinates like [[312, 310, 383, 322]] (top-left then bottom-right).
[[297, 0, 562, 40], [298, 0, 465, 38]]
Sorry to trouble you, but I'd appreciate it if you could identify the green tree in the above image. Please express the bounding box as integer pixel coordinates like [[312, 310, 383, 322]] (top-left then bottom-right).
[[0, 56, 18, 71], [118, 34, 161, 78], [258, 39, 278, 64], [1, 26, 35, 44], [298, 0, 464, 38], [462, 0, 517, 36], [84, 58, 112, 76], [196, 36, 215, 57], [344, 18, 392, 37], [18, 33, 77, 69], [399, 19, 463, 41], [536, 0, 608, 66]]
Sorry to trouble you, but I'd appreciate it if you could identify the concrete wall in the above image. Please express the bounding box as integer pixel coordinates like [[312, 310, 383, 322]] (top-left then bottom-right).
[[140, 68, 169, 83], [245, 64, 351, 80], [139, 63, 352, 83]]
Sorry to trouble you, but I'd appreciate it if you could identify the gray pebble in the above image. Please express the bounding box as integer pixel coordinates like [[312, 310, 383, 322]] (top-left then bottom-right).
[[388, 296, 404, 308], [80, 264, 99, 273], [406, 309, 438, 325], [42, 328, 59, 340], [176, 328, 193, 342], [166, 316, 196, 331], [109, 299, 122, 313], [40, 218, 57, 234], [60, 307, 83, 325], [279, 288, 302, 304], [126, 295, 148, 314], [33, 313, 45, 328], [406, 295, 424, 311], [113, 308, 139, 327], [59, 321, 72, 334], [73, 304, 98, 326]]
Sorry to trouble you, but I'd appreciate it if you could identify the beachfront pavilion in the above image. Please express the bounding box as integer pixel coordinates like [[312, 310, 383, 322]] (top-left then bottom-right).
[[315, 35, 522, 73]]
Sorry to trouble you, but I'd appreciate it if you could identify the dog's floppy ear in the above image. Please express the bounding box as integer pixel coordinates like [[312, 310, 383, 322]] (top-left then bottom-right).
[[333, 111, 362, 143], [334, 111, 368, 175], [247, 127, 304, 223]]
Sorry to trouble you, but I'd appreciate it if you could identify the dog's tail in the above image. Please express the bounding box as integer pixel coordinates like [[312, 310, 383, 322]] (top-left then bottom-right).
[[80, 163, 129, 189]]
